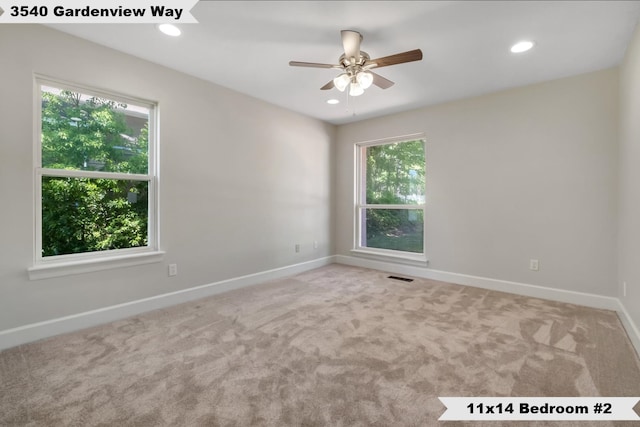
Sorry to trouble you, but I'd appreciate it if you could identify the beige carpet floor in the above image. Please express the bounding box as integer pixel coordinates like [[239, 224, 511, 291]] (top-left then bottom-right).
[[1, 264, 639, 426]]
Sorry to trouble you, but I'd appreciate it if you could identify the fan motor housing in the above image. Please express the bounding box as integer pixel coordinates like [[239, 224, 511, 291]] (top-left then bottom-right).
[[339, 51, 370, 68]]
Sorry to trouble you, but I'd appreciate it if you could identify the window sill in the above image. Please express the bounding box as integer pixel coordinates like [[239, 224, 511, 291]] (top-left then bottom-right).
[[28, 250, 165, 281], [350, 248, 429, 267]]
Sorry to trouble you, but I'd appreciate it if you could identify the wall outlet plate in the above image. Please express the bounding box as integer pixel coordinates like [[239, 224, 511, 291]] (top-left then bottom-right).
[[168, 264, 178, 277], [529, 259, 539, 271]]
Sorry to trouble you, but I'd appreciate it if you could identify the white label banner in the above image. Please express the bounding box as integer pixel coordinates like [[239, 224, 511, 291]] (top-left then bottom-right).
[[0, 0, 199, 23], [439, 397, 640, 421]]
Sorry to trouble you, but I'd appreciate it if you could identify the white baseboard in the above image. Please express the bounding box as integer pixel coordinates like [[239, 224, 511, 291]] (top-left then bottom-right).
[[616, 301, 640, 359], [336, 255, 640, 356], [336, 255, 620, 310], [3, 254, 639, 359], [0, 256, 336, 351]]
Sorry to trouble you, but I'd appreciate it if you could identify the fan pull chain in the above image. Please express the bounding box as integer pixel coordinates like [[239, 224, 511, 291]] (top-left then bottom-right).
[[343, 85, 357, 116], [347, 90, 357, 117], [345, 87, 350, 113]]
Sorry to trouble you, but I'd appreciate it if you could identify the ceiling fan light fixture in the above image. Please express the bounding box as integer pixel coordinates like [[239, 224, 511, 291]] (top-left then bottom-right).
[[349, 82, 364, 97], [356, 71, 373, 89], [333, 73, 350, 92], [289, 30, 422, 97]]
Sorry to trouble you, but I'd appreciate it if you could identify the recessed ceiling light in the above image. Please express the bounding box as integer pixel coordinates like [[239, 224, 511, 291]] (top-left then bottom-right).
[[327, 99, 340, 105], [158, 24, 181, 37], [510, 40, 534, 53]]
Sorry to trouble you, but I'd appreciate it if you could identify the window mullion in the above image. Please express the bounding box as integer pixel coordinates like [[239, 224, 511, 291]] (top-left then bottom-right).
[[359, 204, 425, 210], [39, 168, 150, 182]]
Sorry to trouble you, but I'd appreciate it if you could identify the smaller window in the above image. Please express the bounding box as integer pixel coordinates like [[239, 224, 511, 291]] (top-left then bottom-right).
[[354, 135, 426, 261]]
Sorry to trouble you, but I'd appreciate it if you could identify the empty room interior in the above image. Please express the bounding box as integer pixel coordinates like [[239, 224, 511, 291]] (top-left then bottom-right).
[[2, 1, 640, 425]]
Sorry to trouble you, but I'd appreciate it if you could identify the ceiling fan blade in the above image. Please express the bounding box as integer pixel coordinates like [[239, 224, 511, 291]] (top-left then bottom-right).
[[341, 30, 362, 61], [367, 49, 423, 68], [370, 72, 394, 89], [320, 80, 335, 90], [289, 61, 338, 69]]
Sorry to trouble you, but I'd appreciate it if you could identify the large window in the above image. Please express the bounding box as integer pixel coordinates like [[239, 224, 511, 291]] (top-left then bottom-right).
[[34, 77, 158, 269], [355, 135, 426, 261]]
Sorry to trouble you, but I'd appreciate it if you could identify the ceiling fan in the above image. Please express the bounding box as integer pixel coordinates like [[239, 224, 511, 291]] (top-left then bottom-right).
[[289, 30, 423, 97]]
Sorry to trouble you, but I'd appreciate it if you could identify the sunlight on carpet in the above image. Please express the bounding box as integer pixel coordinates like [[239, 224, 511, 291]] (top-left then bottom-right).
[[1, 264, 639, 426]]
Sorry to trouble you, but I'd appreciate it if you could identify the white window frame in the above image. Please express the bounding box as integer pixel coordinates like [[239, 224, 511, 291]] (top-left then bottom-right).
[[352, 133, 427, 264], [29, 76, 163, 280]]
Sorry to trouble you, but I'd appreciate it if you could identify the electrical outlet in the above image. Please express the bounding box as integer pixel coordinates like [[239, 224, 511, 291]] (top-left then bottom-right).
[[623, 281, 627, 297], [529, 259, 539, 271], [295, 244, 300, 253], [168, 264, 178, 277]]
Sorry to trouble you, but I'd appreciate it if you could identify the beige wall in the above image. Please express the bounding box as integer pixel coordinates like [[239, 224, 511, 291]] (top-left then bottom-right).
[[0, 25, 335, 330], [619, 23, 640, 330], [0, 23, 631, 335], [336, 69, 619, 296]]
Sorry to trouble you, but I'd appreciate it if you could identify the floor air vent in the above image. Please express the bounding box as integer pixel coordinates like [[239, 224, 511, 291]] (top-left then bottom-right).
[[388, 275, 414, 282]]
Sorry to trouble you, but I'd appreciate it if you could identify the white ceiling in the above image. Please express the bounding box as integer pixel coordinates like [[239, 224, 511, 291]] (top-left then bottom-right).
[[50, 1, 640, 125]]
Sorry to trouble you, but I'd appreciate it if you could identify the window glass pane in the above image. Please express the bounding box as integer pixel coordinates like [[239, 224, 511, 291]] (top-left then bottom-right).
[[42, 177, 148, 257], [365, 140, 425, 205], [364, 208, 423, 253], [41, 85, 149, 174]]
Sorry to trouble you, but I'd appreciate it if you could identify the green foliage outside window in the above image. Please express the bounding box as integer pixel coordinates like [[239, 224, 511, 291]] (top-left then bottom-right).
[[40, 88, 150, 257], [364, 140, 425, 253]]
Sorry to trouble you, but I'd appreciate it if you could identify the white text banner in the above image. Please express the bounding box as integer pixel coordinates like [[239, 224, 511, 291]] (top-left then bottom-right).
[[0, 0, 198, 23], [439, 397, 640, 421]]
